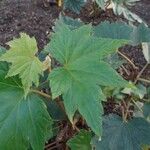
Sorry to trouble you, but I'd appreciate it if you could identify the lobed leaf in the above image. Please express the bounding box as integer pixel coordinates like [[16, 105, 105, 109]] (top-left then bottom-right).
[[67, 130, 92, 150], [0, 62, 52, 150], [48, 21, 128, 136], [92, 114, 150, 150], [0, 33, 43, 96]]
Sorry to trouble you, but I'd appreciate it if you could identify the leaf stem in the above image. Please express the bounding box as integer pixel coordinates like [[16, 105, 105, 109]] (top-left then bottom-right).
[[31, 89, 51, 99]]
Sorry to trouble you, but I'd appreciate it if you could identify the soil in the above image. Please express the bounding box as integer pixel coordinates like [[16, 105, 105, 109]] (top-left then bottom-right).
[[0, 0, 60, 49], [0, 0, 150, 149]]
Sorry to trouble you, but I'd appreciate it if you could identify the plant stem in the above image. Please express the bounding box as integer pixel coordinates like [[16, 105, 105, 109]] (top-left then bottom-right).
[[124, 101, 130, 122], [31, 89, 51, 99], [134, 63, 149, 84], [132, 99, 143, 113], [138, 78, 150, 84], [118, 51, 137, 69]]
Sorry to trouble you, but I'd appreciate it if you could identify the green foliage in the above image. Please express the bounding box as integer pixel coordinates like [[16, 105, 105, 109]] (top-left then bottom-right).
[[111, 0, 144, 24], [132, 24, 150, 45], [122, 82, 147, 99], [94, 21, 132, 40], [58, 15, 84, 30], [67, 130, 92, 150], [48, 20, 128, 136], [95, 0, 144, 24], [92, 114, 150, 150], [94, 21, 150, 45], [0, 33, 43, 96], [0, 62, 52, 150], [104, 53, 126, 69], [0, 9, 149, 150], [95, 0, 107, 9], [63, 0, 86, 14], [143, 103, 150, 119]]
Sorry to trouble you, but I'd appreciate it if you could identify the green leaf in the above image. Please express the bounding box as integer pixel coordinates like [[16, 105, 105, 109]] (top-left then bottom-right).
[[122, 83, 147, 99], [58, 15, 84, 30], [63, 0, 86, 14], [94, 21, 150, 45], [67, 130, 92, 150], [92, 114, 150, 150], [104, 53, 126, 69], [95, 0, 107, 9], [94, 21, 132, 40], [0, 46, 6, 55], [111, 0, 144, 24], [143, 103, 150, 119], [48, 21, 127, 136], [131, 24, 150, 45], [0, 33, 43, 96], [0, 62, 52, 150]]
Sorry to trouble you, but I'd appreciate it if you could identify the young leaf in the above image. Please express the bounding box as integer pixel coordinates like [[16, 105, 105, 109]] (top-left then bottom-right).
[[67, 130, 92, 150], [0, 33, 43, 95], [63, 0, 86, 14], [48, 21, 128, 135], [0, 62, 52, 150], [92, 114, 150, 150], [95, 0, 107, 9]]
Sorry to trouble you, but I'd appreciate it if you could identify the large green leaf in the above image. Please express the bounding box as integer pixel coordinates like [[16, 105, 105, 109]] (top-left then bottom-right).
[[94, 21, 132, 40], [67, 130, 92, 150], [94, 21, 150, 45], [92, 114, 150, 150], [48, 21, 127, 136], [0, 62, 52, 150], [0, 33, 43, 95]]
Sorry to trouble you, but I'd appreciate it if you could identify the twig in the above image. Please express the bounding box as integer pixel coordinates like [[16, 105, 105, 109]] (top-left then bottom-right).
[[124, 101, 130, 122], [46, 142, 63, 150], [131, 99, 143, 113], [118, 51, 137, 69], [121, 105, 126, 122], [138, 78, 150, 84], [121, 65, 130, 76], [31, 89, 51, 99], [134, 63, 149, 84]]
